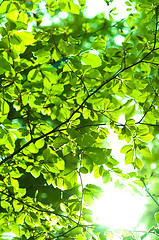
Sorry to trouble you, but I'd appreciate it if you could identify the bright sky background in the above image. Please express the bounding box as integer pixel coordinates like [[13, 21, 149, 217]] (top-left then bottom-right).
[[92, 182, 146, 229], [84, 0, 132, 19]]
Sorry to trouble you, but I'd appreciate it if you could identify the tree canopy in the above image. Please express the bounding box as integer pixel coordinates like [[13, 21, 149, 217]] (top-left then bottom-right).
[[0, 0, 159, 239]]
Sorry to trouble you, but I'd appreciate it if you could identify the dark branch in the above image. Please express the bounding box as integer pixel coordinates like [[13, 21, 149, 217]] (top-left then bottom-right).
[[1, 6, 158, 166]]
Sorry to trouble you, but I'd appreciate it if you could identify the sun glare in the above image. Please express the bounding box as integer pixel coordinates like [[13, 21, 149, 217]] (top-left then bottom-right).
[[150, 163, 156, 169], [92, 183, 147, 230], [82, 120, 147, 232], [84, 0, 137, 20]]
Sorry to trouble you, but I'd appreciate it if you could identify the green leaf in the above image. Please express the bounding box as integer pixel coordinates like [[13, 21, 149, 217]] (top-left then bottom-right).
[[28, 69, 43, 82], [34, 48, 50, 64], [155, 212, 159, 223], [31, 167, 41, 178], [86, 184, 103, 199], [81, 53, 102, 68], [120, 145, 133, 154], [0, 0, 158, 237], [124, 32, 133, 43], [53, 136, 68, 149], [51, 84, 64, 95], [16, 212, 26, 224], [102, 170, 111, 183], [125, 149, 134, 165], [25, 142, 39, 154], [93, 225, 109, 233], [84, 147, 110, 164], [0, 1, 10, 14], [125, 1, 132, 6], [59, 0, 79, 14], [154, 228, 159, 234], [1, 201, 11, 211], [94, 165, 104, 178], [35, 138, 45, 149], [5, 3, 19, 21], [140, 62, 151, 75], [13, 31, 35, 45], [76, 234, 86, 240], [0, 57, 11, 74], [80, 166, 88, 174], [145, 111, 156, 124], [92, 39, 106, 51], [55, 159, 65, 170], [13, 200, 23, 212], [84, 191, 94, 206], [64, 171, 77, 189], [10, 222, 20, 236], [138, 133, 154, 142], [0, 99, 10, 115], [10, 178, 19, 189], [125, 104, 136, 120], [134, 157, 143, 170], [138, 146, 151, 156], [52, 48, 61, 61]]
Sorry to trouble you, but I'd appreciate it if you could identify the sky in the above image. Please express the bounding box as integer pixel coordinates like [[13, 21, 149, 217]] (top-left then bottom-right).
[[84, 0, 133, 19]]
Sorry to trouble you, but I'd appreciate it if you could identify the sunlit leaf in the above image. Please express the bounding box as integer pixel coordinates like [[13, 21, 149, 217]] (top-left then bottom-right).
[[81, 53, 102, 68], [13, 200, 23, 212], [155, 212, 159, 223], [138, 133, 154, 142], [11, 178, 19, 189], [134, 157, 143, 170], [102, 170, 111, 183], [120, 145, 133, 154], [125, 149, 134, 165]]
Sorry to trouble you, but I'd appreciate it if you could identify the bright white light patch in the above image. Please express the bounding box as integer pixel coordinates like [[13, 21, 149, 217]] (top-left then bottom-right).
[[2, 232, 16, 239], [150, 163, 156, 169], [58, 12, 68, 19], [52, 16, 60, 24], [84, 0, 107, 18], [114, 35, 125, 45], [84, 0, 137, 20], [92, 183, 146, 229]]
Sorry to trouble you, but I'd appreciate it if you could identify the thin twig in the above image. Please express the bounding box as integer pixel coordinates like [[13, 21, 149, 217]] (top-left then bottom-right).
[[140, 177, 159, 208], [142, 60, 159, 66], [77, 171, 84, 224]]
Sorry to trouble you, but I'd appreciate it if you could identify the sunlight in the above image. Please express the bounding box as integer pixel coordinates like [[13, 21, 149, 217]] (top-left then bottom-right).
[[150, 163, 156, 170], [114, 35, 125, 45], [2, 232, 16, 239], [107, 124, 135, 173], [84, 0, 137, 20], [92, 182, 147, 229], [58, 12, 69, 19], [83, 112, 147, 232]]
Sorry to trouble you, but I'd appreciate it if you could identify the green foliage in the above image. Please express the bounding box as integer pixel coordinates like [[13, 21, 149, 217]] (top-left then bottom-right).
[[0, 0, 159, 239]]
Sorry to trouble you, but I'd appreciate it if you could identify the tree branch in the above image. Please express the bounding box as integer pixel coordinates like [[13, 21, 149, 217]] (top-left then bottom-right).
[[1, 5, 158, 166], [140, 177, 159, 208]]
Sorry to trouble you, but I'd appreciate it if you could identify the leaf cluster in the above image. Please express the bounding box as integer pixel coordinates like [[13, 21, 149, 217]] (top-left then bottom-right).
[[0, 0, 159, 239]]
